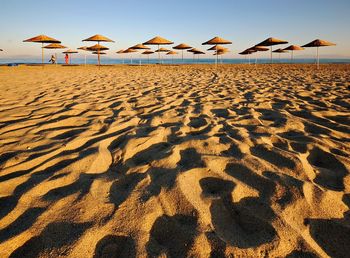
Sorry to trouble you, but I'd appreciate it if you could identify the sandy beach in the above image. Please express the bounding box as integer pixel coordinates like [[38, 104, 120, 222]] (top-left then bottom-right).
[[0, 64, 349, 257]]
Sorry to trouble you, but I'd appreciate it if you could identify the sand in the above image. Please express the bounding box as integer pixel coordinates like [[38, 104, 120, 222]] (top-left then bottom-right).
[[0, 64, 349, 257]]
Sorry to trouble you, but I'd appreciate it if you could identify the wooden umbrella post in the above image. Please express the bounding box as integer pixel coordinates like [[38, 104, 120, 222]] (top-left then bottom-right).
[[215, 44, 218, 67], [317, 47, 319, 69], [291, 50, 294, 63], [270, 46, 272, 64], [42, 42, 44, 66], [158, 45, 160, 64]]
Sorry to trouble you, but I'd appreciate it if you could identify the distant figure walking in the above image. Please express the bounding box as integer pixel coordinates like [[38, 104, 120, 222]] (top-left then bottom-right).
[[65, 54, 69, 64], [49, 55, 56, 64]]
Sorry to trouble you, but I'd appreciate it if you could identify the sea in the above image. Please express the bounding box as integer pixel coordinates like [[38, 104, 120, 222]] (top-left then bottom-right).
[[1, 58, 350, 65]]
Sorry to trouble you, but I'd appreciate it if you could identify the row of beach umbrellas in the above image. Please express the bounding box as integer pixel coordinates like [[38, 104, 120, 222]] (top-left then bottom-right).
[[239, 37, 336, 68], [18, 34, 335, 68]]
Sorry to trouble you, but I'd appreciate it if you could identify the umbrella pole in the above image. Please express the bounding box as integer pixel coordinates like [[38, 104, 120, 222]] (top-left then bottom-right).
[[270, 46, 273, 64], [158, 45, 160, 64], [85, 54, 86, 66], [182, 50, 184, 64], [42, 42, 44, 66], [291, 50, 294, 63], [317, 47, 319, 69], [216, 44, 218, 67], [248, 55, 250, 65], [139, 53, 142, 66]]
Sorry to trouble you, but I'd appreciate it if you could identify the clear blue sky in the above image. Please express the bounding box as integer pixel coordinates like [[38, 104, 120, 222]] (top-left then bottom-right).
[[0, 0, 349, 59]]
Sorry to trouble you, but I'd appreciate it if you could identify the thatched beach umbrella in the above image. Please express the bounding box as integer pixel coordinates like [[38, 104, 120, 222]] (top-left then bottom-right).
[[62, 49, 78, 64], [143, 36, 173, 64], [92, 51, 106, 55], [272, 48, 289, 62], [142, 50, 154, 64], [43, 43, 67, 65], [130, 44, 151, 65], [255, 37, 288, 63], [116, 49, 125, 64], [23, 35, 61, 65], [123, 48, 137, 64], [193, 50, 205, 64], [187, 48, 201, 63], [248, 46, 269, 64], [166, 50, 178, 64], [214, 48, 229, 64], [155, 47, 171, 64], [173, 43, 192, 63], [239, 49, 256, 64], [302, 39, 336, 69], [83, 34, 114, 66], [283, 45, 304, 63], [202, 36, 232, 66], [87, 43, 109, 65]]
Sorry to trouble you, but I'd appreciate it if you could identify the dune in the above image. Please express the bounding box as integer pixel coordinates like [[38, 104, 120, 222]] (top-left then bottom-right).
[[0, 64, 349, 257]]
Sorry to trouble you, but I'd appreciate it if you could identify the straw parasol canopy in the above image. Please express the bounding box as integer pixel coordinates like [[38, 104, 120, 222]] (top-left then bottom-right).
[[143, 36, 174, 64], [82, 34, 114, 43], [123, 48, 138, 64], [173, 43, 191, 50], [202, 37, 232, 45], [142, 50, 154, 63], [272, 48, 288, 62], [155, 47, 170, 52], [187, 48, 201, 53], [43, 43, 67, 49], [142, 50, 154, 54], [63, 49, 78, 54], [207, 45, 227, 51], [87, 44, 109, 51], [239, 49, 256, 55], [78, 46, 89, 51], [166, 50, 178, 55], [249, 46, 269, 52], [166, 50, 178, 64], [83, 34, 114, 66], [247, 46, 269, 64], [239, 49, 256, 64], [202, 36, 232, 66], [255, 37, 288, 63], [130, 43, 150, 50], [302, 39, 336, 48], [302, 39, 336, 69], [193, 50, 205, 64], [173, 43, 192, 63], [23, 34, 61, 65], [130, 44, 151, 65], [116, 49, 125, 64], [272, 48, 288, 53], [283, 45, 304, 62], [123, 48, 138, 53]]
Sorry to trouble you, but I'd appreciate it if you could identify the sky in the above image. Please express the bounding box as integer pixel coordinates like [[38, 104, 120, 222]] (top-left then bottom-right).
[[0, 0, 349, 59]]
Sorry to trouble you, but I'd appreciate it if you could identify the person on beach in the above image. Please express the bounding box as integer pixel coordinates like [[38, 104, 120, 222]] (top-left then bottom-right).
[[49, 55, 56, 64], [65, 54, 69, 64]]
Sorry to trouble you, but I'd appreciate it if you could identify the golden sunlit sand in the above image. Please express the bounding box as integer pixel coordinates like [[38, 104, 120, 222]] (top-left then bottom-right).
[[0, 64, 349, 257]]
